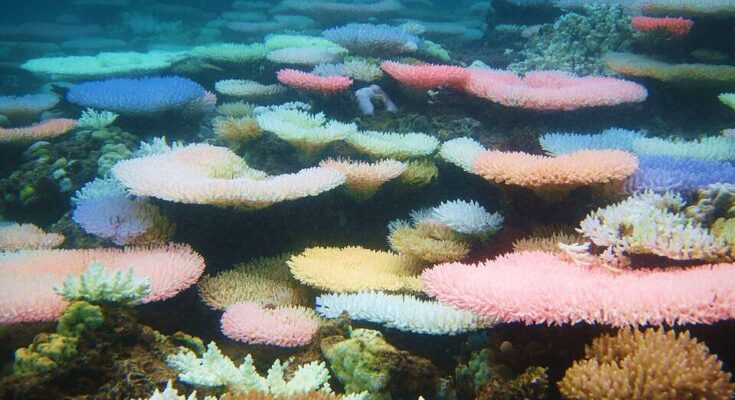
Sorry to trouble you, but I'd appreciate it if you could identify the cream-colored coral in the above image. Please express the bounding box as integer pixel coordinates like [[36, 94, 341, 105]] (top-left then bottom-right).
[[112, 144, 345, 209], [287, 246, 423, 293], [255, 102, 357, 152], [319, 158, 406, 199], [198, 254, 309, 310], [0, 223, 64, 251], [215, 79, 287, 98], [559, 328, 735, 400], [346, 130, 439, 159]]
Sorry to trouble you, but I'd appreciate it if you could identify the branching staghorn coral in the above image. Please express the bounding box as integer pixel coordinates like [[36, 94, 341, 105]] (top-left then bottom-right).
[[53, 261, 151, 306], [576, 191, 730, 269], [198, 254, 309, 310], [167, 342, 352, 397], [512, 225, 585, 256], [559, 328, 735, 400]]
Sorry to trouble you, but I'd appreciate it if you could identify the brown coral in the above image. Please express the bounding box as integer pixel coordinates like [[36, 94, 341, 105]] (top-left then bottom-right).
[[198, 254, 309, 310], [559, 328, 735, 400], [214, 116, 263, 147], [389, 222, 470, 263]]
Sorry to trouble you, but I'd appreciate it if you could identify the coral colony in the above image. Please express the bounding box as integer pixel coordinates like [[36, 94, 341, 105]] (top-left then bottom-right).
[[1, 0, 735, 399]]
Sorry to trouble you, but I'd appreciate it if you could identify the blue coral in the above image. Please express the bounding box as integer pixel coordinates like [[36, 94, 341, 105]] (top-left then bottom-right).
[[67, 76, 205, 115], [323, 23, 421, 55], [540, 128, 643, 156], [626, 155, 735, 193]]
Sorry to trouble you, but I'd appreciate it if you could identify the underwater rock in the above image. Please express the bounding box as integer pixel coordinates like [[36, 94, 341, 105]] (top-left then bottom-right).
[[321, 327, 439, 400], [0, 300, 198, 399]]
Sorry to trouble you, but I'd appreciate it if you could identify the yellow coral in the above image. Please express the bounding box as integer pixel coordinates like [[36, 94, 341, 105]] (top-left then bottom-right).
[[287, 246, 423, 293], [198, 254, 309, 310], [603, 52, 735, 85], [559, 328, 735, 400], [214, 117, 263, 147], [388, 222, 469, 263], [399, 160, 439, 186]]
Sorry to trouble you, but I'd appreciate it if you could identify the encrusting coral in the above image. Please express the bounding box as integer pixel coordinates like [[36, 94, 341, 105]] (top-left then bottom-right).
[[559, 328, 735, 400]]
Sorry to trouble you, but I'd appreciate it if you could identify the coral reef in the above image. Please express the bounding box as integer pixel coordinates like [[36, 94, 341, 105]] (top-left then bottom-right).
[[559, 329, 735, 400]]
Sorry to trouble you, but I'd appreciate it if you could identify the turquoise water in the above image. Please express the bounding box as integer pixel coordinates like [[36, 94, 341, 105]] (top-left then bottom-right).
[[0, 1, 734, 399]]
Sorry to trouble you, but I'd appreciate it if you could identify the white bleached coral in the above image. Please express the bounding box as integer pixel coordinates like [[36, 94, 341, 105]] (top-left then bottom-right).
[[315, 291, 492, 335], [438, 137, 485, 172], [76, 108, 118, 130], [166, 341, 365, 397], [214, 79, 287, 98], [431, 200, 504, 236]]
